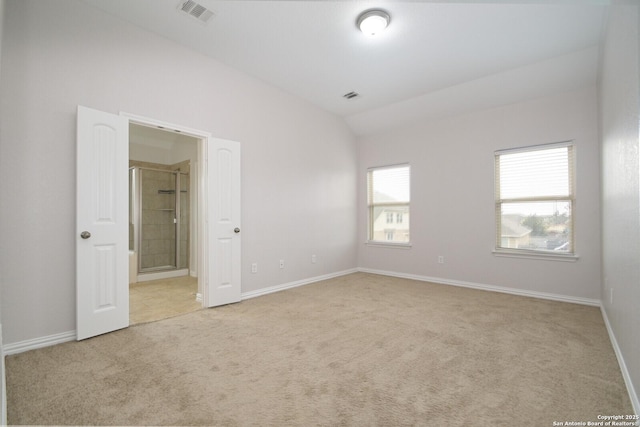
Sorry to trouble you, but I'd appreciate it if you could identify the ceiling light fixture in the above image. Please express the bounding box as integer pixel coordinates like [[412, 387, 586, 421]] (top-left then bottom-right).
[[357, 10, 390, 36]]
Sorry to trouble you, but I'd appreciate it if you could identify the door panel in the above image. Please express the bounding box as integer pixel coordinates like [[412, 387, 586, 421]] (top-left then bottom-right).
[[206, 139, 241, 307], [76, 106, 129, 340]]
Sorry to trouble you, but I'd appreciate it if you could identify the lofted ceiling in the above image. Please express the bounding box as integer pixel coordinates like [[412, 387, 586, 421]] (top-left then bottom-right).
[[82, 0, 607, 135]]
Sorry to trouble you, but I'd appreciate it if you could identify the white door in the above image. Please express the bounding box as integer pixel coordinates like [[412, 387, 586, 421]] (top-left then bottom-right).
[[76, 106, 129, 340], [205, 138, 242, 307]]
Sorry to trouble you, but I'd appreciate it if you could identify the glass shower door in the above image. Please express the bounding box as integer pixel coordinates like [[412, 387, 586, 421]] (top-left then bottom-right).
[[140, 169, 177, 271]]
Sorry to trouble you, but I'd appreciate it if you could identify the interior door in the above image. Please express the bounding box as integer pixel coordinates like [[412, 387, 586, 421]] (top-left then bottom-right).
[[205, 138, 242, 307], [76, 106, 129, 340]]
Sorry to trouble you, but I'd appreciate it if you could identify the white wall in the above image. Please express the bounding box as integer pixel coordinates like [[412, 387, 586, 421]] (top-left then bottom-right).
[[129, 142, 173, 166], [0, 0, 6, 422], [0, 0, 357, 345], [599, 0, 640, 411], [357, 86, 602, 301]]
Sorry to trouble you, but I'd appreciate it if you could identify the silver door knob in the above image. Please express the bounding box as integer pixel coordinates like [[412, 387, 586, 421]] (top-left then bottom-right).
[[80, 231, 91, 239], [234, 228, 240, 234]]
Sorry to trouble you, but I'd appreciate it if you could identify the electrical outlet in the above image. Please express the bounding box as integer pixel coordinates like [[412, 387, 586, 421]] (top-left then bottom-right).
[[438, 256, 444, 264], [311, 254, 317, 264], [251, 263, 257, 274], [279, 259, 285, 269]]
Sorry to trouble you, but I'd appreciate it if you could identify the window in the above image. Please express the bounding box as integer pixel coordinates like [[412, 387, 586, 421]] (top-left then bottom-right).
[[495, 142, 574, 255], [367, 164, 410, 244]]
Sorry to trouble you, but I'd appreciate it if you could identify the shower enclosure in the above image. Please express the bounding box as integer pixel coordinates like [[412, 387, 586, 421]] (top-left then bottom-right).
[[129, 166, 190, 278]]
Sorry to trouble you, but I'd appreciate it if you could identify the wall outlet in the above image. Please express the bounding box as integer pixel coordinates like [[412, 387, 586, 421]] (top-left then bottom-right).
[[437, 256, 444, 264], [251, 263, 257, 274], [279, 259, 285, 269], [311, 254, 317, 264]]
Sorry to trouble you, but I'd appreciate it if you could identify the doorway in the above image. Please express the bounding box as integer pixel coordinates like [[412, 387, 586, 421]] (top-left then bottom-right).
[[128, 123, 201, 324], [77, 106, 242, 340]]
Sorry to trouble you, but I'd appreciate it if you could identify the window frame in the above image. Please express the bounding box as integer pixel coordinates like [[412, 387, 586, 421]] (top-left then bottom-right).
[[366, 163, 411, 248], [494, 141, 577, 261]]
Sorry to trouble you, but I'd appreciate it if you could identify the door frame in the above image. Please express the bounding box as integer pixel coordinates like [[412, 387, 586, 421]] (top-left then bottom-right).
[[122, 112, 212, 306]]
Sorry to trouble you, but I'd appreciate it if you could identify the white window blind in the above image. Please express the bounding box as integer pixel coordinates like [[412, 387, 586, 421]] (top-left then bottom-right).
[[495, 142, 574, 254], [367, 164, 410, 244]]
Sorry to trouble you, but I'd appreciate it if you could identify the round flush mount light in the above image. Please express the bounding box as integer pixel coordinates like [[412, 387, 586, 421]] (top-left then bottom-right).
[[357, 10, 390, 36]]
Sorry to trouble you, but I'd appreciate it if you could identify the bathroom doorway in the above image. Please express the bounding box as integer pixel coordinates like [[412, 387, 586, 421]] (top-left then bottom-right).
[[128, 123, 201, 324], [77, 105, 241, 339]]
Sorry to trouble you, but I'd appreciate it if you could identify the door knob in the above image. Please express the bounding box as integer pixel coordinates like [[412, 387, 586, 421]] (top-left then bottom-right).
[[234, 228, 240, 234], [80, 231, 91, 239]]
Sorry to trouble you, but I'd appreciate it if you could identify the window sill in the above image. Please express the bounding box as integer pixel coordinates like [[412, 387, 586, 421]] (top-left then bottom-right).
[[492, 248, 578, 262], [366, 241, 412, 249]]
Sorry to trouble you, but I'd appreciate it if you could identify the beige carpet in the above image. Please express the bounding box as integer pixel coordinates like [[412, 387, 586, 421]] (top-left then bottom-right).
[[6, 273, 633, 426]]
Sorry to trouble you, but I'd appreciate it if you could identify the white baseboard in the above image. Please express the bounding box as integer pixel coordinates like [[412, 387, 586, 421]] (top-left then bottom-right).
[[3, 330, 76, 356], [357, 267, 601, 306], [241, 268, 359, 300], [600, 305, 640, 417]]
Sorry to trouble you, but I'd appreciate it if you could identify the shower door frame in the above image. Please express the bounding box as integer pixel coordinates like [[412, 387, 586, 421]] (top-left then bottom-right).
[[132, 167, 188, 274]]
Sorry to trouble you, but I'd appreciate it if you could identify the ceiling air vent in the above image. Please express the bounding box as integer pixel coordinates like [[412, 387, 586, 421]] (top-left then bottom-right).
[[178, 0, 215, 24], [343, 91, 360, 100]]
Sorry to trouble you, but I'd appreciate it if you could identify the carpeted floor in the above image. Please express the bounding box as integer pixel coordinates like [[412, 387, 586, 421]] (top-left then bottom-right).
[[6, 273, 633, 426]]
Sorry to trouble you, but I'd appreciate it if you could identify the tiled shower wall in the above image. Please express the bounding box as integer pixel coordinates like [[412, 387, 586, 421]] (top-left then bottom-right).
[[141, 168, 176, 269]]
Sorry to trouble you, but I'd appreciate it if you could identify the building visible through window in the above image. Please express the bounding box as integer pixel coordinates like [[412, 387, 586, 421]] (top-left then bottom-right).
[[495, 142, 574, 254], [367, 164, 410, 244]]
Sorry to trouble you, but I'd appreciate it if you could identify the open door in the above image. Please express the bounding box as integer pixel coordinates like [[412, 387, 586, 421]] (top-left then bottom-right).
[[205, 138, 242, 307], [76, 107, 241, 339], [76, 106, 129, 340]]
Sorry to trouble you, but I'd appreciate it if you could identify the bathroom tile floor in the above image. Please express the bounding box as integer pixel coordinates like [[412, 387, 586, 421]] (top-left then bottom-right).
[[129, 276, 201, 325]]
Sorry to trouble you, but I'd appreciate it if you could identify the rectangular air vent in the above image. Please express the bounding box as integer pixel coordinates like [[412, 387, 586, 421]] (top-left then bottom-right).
[[178, 0, 214, 24], [343, 91, 360, 100]]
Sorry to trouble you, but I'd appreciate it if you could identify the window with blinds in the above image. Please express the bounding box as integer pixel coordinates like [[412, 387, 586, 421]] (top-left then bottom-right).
[[495, 142, 574, 254], [367, 164, 410, 244]]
